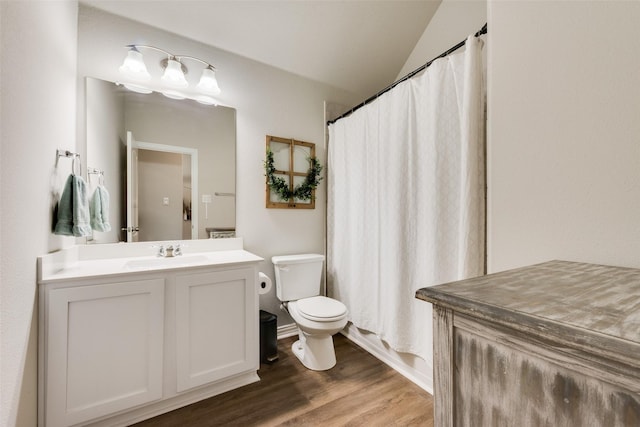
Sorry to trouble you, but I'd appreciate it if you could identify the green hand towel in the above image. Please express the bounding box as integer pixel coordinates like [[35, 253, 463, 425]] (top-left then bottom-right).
[[54, 174, 92, 237], [90, 185, 111, 232]]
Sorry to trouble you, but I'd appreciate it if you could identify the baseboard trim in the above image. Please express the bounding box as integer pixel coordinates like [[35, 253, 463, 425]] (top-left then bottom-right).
[[340, 324, 433, 394], [277, 323, 299, 339]]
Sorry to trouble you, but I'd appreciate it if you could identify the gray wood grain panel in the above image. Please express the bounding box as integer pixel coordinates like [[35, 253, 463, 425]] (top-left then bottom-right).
[[417, 261, 640, 426], [433, 306, 454, 427], [416, 260, 640, 367], [454, 327, 640, 427], [454, 313, 640, 395], [417, 260, 640, 340]]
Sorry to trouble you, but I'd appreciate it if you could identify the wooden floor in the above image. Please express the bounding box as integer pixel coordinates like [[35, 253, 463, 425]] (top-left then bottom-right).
[[134, 334, 434, 426]]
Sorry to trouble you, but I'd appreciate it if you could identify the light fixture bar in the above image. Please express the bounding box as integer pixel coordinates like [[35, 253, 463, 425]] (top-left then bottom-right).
[[173, 55, 216, 69], [119, 44, 221, 98]]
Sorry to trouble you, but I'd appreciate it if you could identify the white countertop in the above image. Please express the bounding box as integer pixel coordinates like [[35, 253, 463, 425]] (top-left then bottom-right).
[[38, 239, 264, 284]]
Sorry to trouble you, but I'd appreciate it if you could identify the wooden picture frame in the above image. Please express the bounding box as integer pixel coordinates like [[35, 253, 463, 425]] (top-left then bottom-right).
[[265, 135, 317, 209]]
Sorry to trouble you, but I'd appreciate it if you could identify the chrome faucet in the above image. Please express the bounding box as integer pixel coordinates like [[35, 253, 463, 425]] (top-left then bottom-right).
[[158, 243, 182, 257]]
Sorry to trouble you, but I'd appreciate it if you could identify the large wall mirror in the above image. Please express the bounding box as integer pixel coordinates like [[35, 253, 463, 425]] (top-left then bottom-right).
[[85, 77, 236, 243]]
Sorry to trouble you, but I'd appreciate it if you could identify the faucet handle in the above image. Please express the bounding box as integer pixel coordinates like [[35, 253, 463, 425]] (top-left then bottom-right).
[[174, 243, 182, 256]]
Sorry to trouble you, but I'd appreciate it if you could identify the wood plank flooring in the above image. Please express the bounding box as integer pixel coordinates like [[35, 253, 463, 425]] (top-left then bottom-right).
[[134, 334, 434, 426]]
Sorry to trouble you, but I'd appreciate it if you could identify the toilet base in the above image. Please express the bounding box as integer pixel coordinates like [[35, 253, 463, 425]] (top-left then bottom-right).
[[291, 333, 337, 371]]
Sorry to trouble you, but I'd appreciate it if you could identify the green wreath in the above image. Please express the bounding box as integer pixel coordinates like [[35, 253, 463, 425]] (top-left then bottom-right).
[[265, 148, 323, 201]]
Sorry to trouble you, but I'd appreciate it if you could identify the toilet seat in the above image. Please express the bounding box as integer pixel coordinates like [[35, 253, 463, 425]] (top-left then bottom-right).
[[295, 296, 347, 322]]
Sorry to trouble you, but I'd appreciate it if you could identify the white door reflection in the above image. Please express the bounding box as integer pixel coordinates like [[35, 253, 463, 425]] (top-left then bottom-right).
[[126, 131, 198, 242]]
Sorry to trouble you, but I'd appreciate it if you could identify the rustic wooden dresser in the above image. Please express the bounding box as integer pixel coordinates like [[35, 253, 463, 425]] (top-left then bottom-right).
[[416, 260, 640, 426]]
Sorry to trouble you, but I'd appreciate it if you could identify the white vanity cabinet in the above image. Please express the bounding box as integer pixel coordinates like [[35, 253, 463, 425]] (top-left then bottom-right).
[[38, 243, 263, 427], [42, 278, 165, 427]]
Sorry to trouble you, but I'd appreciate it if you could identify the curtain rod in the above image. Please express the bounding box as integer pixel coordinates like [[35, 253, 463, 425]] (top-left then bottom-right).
[[327, 23, 487, 126]]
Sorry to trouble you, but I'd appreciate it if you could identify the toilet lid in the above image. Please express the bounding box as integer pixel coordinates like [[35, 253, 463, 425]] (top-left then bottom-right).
[[296, 296, 347, 321]]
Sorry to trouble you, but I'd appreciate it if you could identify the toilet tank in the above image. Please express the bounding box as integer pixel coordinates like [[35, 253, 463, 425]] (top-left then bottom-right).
[[272, 254, 324, 301]]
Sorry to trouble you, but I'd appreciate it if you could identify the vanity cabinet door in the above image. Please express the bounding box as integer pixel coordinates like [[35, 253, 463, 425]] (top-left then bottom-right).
[[45, 279, 164, 427], [175, 268, 258, 392]]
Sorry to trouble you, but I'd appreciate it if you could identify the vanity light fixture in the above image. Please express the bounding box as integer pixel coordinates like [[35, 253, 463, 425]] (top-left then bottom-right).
[[119, 44, 221, 100]]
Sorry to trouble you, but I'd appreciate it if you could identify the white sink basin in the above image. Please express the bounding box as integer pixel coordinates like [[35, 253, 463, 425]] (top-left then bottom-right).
[[124, 255, 209, 270]]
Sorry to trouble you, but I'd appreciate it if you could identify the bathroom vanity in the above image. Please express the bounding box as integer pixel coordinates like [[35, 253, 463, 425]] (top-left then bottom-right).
[[416, 260, 640, 426], [38, 239, 263, 427]]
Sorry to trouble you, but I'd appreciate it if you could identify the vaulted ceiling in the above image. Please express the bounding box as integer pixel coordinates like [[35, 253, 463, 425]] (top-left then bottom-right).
[[81, 0, 441, 98]]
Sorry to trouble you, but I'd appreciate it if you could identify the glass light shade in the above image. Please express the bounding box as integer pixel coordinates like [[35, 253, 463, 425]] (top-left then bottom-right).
[[196, 67, 221, 95], [161, 59, 188, 88], [123, 83, 152, 94], [194, 95, 218, 106], [119, 49, 150, 81], [162, 89, 186, 100]]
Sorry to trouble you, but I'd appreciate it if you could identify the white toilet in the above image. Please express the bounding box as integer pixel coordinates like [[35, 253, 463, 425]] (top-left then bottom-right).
[[272, 254, 348, 371]]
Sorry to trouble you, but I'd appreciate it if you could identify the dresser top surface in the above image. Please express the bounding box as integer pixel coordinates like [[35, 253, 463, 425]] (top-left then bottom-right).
[[416, 260, 640, 346]]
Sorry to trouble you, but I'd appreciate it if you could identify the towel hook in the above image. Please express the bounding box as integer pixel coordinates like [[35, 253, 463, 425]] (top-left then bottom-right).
[[88, 167, 105, 185], [71, 155, 82, 176], [56, 149, 82, 176]]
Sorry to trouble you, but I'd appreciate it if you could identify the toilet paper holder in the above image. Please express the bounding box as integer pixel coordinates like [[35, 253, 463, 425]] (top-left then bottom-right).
[[258, 272, 272, 295]]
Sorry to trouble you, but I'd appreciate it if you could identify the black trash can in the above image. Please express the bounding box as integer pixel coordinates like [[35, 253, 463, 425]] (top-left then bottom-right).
[[259, 310, 278, 363]]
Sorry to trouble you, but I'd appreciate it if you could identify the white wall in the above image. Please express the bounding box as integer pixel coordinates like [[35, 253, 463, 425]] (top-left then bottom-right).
[[487, 0, 640, 272], [396, 0, 487, 79], [0, 2, 79, 425], [76, 6, 361, 324]]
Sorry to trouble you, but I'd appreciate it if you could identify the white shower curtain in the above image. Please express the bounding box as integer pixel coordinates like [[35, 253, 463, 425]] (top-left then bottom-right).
[[327, 36, 485, 364]]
